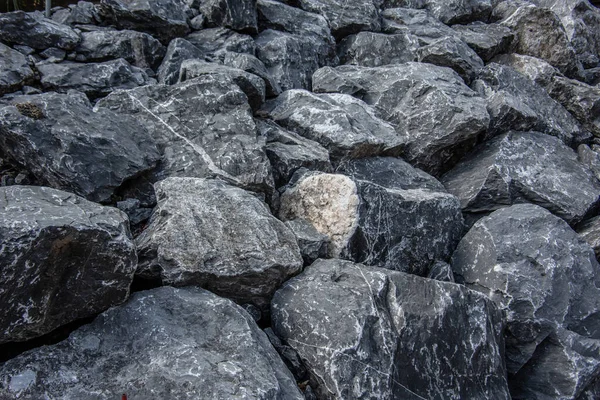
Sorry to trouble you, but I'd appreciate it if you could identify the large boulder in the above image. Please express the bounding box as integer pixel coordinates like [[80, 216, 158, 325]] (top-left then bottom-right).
[[185, 27, 256, 56], [337, 31, 419, 67], [135, 178, 302, 309], [0, 185, 136, 344], [0, 91, 160, 203], [279, 161, 464, 276], [409, 0, 493, 24], [381, 8, 458, 45], [416, 36, 485, 83], [491, 53, 560, 88], [157, 37, 205, 85], [0, 11, 80, 50], [442, 131, 600, 226], [220, 51, 282, 97], [312, 63, 490, 176], [199, 0, 258, 33], [0, 43, 34, 96], [451, 22, 514, 61], [0, 286, 304, 399], [548, 76, 600, 138], [271, 258, 510, 399]]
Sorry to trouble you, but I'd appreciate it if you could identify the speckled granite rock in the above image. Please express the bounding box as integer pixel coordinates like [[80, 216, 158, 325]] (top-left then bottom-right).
[[0, 11, 80, 50], [0, 43, 34, 96], [0, 185, 136, 344], [271, 258, 510, 399], [0, 286, 304, 400]]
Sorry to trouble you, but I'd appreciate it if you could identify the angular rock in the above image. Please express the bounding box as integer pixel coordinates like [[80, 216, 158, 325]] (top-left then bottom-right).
[[51, 1, 98, 26], [0, 43, 34, 96], [442, 131, 600, 226], [578, 216, 600, 261], [38, 59, 152, 100], [136, 178, 302, 309], [312, 63, 490, 176], [75, 29, 166, 69], [261, 89, 405, 162], [451, 22, 514, 61], [427, 260, 455, 282], [0, 185, 136, 344], [337, 31, 419, 67], [97, 0, 191, 44], [416, 36, 485, 83], [284, 219, 329, 265], [472, 63, 585, 144], [0, 11, 80, 50], [221, 51, 282, 97], [157, 37, 205, 85], [578, 143, 600, 181], [415, 0, 494, 24], [0, 91, 160, 203], [96, 76, 274, 196], [491, 53, 559, 88], [548, 76, 600, 138], [382, 8, 458, 45], [185, 27, 256, 56], [272, 258, 510, 399], [199, 0, 258, 33], [39, 47, 67, 62], [0, 286, 304, 399], [279, 163, 464, 275], [258, 119, 332, 187], [451, 204, 600, 377], [264, 327, 308, 381]]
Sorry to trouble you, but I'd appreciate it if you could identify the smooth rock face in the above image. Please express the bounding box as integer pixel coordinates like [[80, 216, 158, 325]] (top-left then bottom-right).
[[416, 36, 485, 83], [472, 63, 584, 144], [272, 258, 510, 400], [442, 131, 600, 226], [185, 27, 256, 56], [75, 29, 166, 69], [0, 43, 34, 96], [221, 51, 282, 97], [337, 31, 419, 67], [37, 59, 152, 100], [451, 204, 600, 393], [451, 22, 514, 61], [135, 178, 302, 309], [0, 11, 80, 50], [382, 8, 458, 45], [578, 216, 600, 260], [199, 0, 258, 32], [312, 63, 490, 176], [157, 37, 205, 85], [261, 89, 405, 162], [0, 186, 136, 344], [491, 53, 559, 88], [0, 91, 160, 203], [548, 76, 600, 138], [0, 286, 304, 399], [96, 76, 274, 195]]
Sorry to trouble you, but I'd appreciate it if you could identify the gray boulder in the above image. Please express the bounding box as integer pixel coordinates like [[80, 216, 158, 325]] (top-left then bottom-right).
[[75, 29, 166, 69], [337, 31, 419, 67], [442, 131, 600, 226], [279, 162, 464, 276], [199, 0, 258, 33], [272, 258, 510, 399], [491, 53, 560, 88], [0, 43, 34, 96], [0, 91, 160, 203], [312, 63, 490, 176], [261, 89, 405, 163], [0, 185, 136, 344], [548, 76, 600, 138], [381, 8, 458, 45], [136, 178, 302, 309], [451, 22, 514, 61], [578, 143, 600, 181], [416, 36, 485, 83], [578, 215, 600, 260], [284, 219, 330, 265], [389, 0, 493, 24], [185, 27, 256, 56], [51, 1, 98, 26], [0, 11, 80, 50], [0, 286, 304, 399], [220, 51, 282, 97], [38, 59, 152, 100], [157, 37, 205, 85]]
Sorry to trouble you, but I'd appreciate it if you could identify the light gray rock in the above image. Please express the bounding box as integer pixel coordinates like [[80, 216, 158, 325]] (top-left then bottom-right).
[[405, 0, 494, 24], [189, 13, 206, 30], [0, 185, 136, 344], [337, 31, 419, 67], [51, 0, 98, 26], [312, 63, 490, 176], [491, 53, 560, 88], [136, 178, 302, 309], [157, 38, 205, 85], [451, 22, 514, 61], [578, 143, 600, 181], [442, 131, 600, 226], [199, 0, 258, 33], [0, 91, 160, 203], [548, 76, 600, 138], [416, 36, 485, 83], [0, 286, 304, 399], [0, 43, 34, 96], [221, 51, 282, 97], [284, 219, 329, 265], [578, 215, 600, 261], [381, 7, 458, 45], [185, 27, 256, 56], [261, 89, 405, 163], [272, 258, 510, 399], [0, 11, 80, 50]]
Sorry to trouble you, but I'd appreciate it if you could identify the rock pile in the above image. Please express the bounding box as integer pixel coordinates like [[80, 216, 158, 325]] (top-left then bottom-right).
[[1, 0, 600, 398]]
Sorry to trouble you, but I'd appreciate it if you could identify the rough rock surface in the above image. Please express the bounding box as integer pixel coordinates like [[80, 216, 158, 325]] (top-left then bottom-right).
[[442, 131, 600, 226], [284, 218, 329, 265], [578, 143, 600, 181], [272, 258, 510, 399], [52, 1, 98, 26], [427, 260, 455, 282], [0, 185, 136, 344], [491, 53, 559, 88], [548, 76, 600, 138], [157, 37, 205, 85], [0, 43, 34, 96], [185, 27, 256, 56], [136, 178, 302, 308], [451, 22, 514, 61], [381, 8, 458, 45], [220, 51, 281, 97], [578, 216, 600, 260], [0, 91, 160, 203], [400, 0, 494, 25], [337, 31, 419, 68], [0, 11, 80, 50], [312, 63, 490, 176], [0, 286, 304, 399], [416, 36, 485, 83], [199, 0, 258, 33]]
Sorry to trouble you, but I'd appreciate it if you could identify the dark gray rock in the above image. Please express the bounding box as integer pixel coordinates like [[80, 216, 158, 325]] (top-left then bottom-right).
[[261, 89, 405, 163], [0, 91, 160, 203], [472, 63, 585, 144], [258, 119, 332, 187], [185, 27, 256, 56], [75, 29, 166, 69], [284, 219, 329, 265], [427, 260, 455, 282], [0, 185, 136, 344], [272, 258, 510, 399], [337, 31, 419, 67], [451, 204, 600, 380], [279, 163, 464, 275], [116, 198, 153, 227], [199, 0, 257, 33], [0, 43, 35, 96], [97, 0, 191, 44], [403, 0, 493, 24], [491, 53, 559, 88], [490, 0, 535, 21], [416, 36, 485, 83], [451, 22, 514, 61], [0, 11, 80, 50], [39, 47, 67, 62], [382, 8, 458, 45], [221, 51, 282, 97], [0, 286, 304, 399], [157, 38, 205, 85], [189, 13, 205, 30], [442, 131, 600, 226], [136, 178, 302, 309], [312, 63, 490, 176], [548, 76, 600, 138], [264, 327, 308, 381], [38, 59, 152, 100], [51, 1, 98, 26], [579, 214, 600, 261], [578, 144, 600, 181]]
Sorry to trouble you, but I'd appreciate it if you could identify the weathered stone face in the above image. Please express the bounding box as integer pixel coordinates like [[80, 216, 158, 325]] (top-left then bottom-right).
[[0, 43, 34, 96], [0, 11, 80, 50]]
